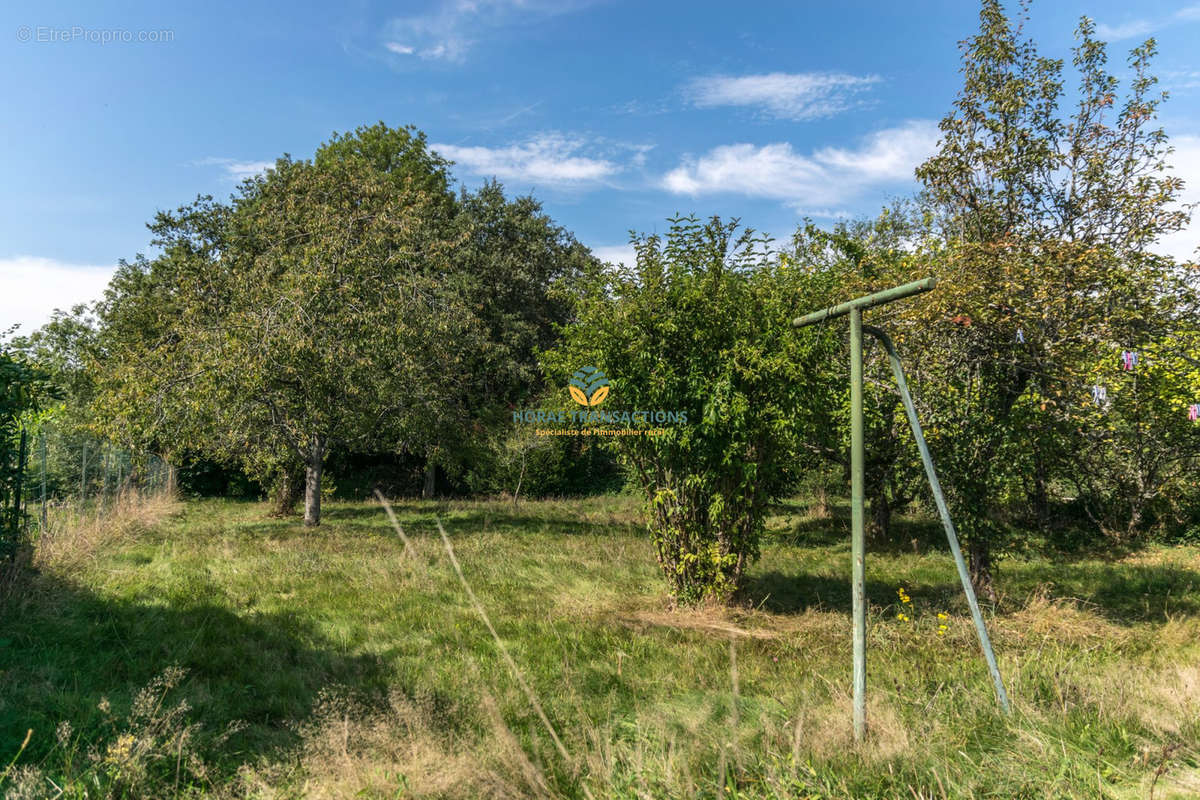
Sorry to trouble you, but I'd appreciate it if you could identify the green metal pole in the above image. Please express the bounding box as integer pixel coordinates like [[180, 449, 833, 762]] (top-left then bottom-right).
[[864, 326, 1011, 714], [792, 277, 936, 329], [850, 307, 866, 741]]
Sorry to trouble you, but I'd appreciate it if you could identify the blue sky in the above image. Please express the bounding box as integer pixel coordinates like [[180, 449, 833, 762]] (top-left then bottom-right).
[[3, 0, 1199, 334]]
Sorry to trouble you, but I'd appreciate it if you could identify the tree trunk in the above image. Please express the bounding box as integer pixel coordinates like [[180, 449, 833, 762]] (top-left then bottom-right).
[[968, 539, 997, 604], [270, 470, 303, 517], [512, 448, 526, 506], [1030, 451, 1050, 527], [422, 454, 436, 500], [868, 492, 891, 542], [303, 437, 326, 527]]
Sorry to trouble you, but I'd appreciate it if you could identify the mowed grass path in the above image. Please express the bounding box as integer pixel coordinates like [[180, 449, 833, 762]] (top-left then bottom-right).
[[2, 494, 1199, 798]]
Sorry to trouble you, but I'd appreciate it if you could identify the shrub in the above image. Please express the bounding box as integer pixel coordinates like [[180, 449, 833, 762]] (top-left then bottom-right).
[[545, 216, 838, 603]]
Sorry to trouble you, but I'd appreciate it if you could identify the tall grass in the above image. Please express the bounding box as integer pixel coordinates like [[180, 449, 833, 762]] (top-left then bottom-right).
[[1, 493, 1198, 798], [33, 490, 179, 570]]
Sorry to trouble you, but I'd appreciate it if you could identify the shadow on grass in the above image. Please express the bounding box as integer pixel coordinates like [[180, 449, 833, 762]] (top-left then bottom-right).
[[1003, 558, 1200, 622], [738, 570, 908, 615], [0, 566, 391, 781], [739, 559, 1200, 626], [766, 504, 948, 555], [259, 501, 644, 541]]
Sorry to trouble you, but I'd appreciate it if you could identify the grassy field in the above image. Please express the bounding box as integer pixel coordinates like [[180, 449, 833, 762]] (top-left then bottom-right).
[[1, 493, 1198, 799]]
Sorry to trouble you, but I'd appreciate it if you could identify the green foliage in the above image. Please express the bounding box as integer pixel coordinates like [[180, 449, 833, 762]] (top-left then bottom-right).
[[424, 179, 598, 485], [1, 336, 56, 555], [92, 125, 483, 524], [464, 420, 625, 500], [820, 0, 1200, 596], [89, 125, 596, 518], [545, 216, 839, 603]]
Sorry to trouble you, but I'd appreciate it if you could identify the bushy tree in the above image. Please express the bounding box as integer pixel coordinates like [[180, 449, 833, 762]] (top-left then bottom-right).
[[419, 180, 597, 495], [95, 125, 479, 525], [91, 124, 598, 517], [878, 0, 1197, 597], [546, 216, 839, 604]]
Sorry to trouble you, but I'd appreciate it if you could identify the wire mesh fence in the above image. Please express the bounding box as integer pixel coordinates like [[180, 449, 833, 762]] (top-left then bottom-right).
[[1, 423, 171, 560]]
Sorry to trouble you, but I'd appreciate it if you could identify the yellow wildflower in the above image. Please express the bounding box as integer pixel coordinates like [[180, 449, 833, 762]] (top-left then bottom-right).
[[105, 733, 135, 763]]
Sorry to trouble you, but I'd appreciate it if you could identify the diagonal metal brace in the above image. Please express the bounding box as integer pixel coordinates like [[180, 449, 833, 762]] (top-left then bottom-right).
[[863, 324, 1011, 714]]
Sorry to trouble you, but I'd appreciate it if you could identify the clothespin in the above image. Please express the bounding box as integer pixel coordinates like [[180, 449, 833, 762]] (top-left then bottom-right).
[[1189, 404, 1199, 421], [1121, 351, 1138, 370], [1092, 385, 1107, 405], [1016, 328, 1025, 344]]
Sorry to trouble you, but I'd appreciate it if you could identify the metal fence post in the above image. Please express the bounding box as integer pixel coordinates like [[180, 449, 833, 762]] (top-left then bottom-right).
[[12, 428, 27, 534], [80, 441, 88, 505], [849, 307, 867, 741], [795, 277, 977, 742], [40, 430, 47, 531]]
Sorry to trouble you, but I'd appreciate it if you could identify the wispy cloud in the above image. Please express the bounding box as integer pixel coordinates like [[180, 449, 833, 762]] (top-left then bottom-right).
[[1, 256, 116, 336], [382, 0, 594, 63], [1095, 19, 1155, 40], [686, 72, 880, 121], [1176, 3, 1200, 21], [1164, 69, 1200, 90], [1096, 4, 1200, 40], [195, 157, 274, 181], [434, 133, 635, 187], [661, 120, 938, 207]]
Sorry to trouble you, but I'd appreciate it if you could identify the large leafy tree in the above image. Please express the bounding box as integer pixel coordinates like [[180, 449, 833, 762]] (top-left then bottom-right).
[[93, 124, 594, 519], [95, 124, 481, 525], [890, 1, 1196, 598], [417, 180, 596, 495]]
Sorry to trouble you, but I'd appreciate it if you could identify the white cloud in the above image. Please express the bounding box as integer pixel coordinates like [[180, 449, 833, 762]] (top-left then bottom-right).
[[661, 120, 939, 207], [590, 244, 636, 268], [687, 72, 880, 121], [0, 256, 115, 337], [382, 0, 592, 63], [1175, 3, 1200, 22], [1155, 134, 1200, 262], [433, 133, 621, 186], [195, 157, 274, 181], [1164, 70, 1200, 90], [1096, 19, 1155, 40], [1096, 4, 1200, 40]]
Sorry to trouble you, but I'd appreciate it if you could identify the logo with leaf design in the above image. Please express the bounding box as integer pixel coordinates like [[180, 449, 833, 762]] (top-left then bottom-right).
[[568, 366, 610, 406]]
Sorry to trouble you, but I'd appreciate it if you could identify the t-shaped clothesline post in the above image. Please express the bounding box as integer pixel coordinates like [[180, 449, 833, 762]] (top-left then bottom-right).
[[792, 277, 1010, 743]]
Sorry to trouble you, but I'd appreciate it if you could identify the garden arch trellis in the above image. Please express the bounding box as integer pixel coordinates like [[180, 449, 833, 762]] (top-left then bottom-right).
[[792, 277, 1011, 742]]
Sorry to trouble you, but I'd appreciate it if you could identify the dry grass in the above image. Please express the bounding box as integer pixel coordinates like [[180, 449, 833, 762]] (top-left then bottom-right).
[[999, 585, 1131, 647], [614, 604, 842, 643], [236, 689, 522, 800], [31, 490, 179, 572]]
